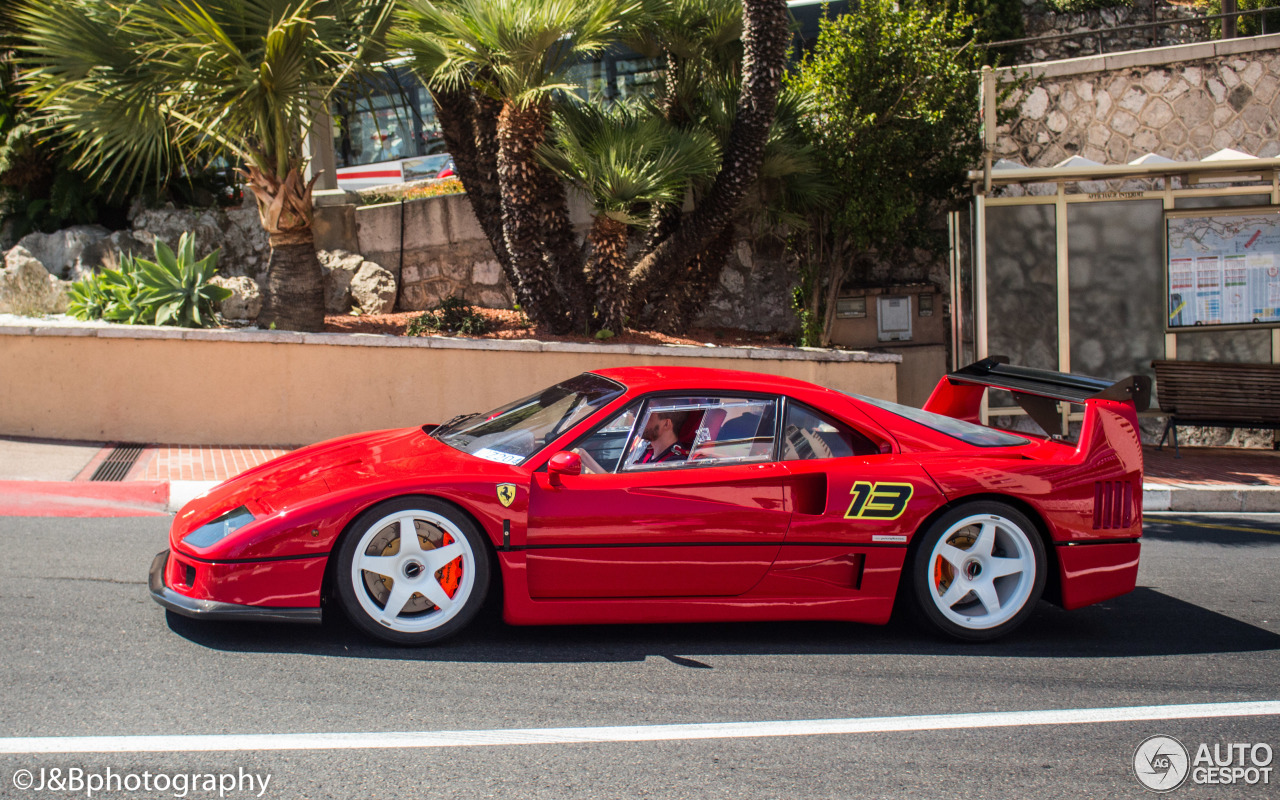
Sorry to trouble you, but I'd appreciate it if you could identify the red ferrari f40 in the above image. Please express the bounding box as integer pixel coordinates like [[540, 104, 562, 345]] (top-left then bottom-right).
[[150, 358, 1150, 643]]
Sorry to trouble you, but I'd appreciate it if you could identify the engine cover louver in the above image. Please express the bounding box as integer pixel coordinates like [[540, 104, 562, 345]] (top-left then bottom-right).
[[1093, 480, 1135, 530]]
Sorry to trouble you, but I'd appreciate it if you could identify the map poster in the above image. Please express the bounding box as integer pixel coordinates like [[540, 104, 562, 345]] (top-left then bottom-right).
[[1166, 207, 1280, 330]]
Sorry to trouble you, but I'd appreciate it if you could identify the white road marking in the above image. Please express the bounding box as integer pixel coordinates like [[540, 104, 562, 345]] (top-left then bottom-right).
[[2, 701, 1278, 754]]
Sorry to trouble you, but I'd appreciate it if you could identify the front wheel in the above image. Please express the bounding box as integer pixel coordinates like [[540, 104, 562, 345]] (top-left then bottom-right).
[[334, 497, 490, 645], [909, 502, 1045, 641]]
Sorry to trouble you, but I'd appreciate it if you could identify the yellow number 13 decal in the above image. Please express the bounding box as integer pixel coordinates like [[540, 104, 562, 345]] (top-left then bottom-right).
[[844, 481, 914, 520]]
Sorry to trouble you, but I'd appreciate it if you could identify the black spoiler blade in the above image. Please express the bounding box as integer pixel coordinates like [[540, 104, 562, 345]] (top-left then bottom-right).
[[947, 356, 1151, 412]]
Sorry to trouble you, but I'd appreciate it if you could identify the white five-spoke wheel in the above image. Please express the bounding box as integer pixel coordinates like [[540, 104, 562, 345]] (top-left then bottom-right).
[[910, 502, 1045, 641], [335, 498, 490, 645]]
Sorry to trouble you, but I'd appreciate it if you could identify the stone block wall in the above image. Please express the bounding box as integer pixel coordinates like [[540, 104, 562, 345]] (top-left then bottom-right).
[[350, 191, 800, 332], [130, 203, 269, 282], [994, 36, 1280, 172], [1019, 0, 1210, 63]]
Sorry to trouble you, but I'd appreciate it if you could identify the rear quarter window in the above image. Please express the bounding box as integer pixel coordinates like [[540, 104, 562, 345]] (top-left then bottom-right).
[[850, 393, 1029, 447]]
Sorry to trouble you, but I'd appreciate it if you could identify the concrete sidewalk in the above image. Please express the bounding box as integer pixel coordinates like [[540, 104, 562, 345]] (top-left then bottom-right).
[[0, 435, 1278, 516], [0, 437, 290, 516]]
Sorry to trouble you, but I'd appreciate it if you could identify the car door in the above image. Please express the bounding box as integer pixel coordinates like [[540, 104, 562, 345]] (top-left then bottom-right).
[[524, 394, 791, 598], [777, 399, 945, 547]]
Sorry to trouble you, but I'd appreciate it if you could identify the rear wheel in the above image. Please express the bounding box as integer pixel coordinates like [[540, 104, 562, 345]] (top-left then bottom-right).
[[335, 497, 490, 645], [909, 502, 1045, 641]]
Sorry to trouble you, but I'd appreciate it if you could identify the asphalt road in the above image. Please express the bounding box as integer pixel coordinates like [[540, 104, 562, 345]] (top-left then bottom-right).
[[0, 513, 1277, 799]]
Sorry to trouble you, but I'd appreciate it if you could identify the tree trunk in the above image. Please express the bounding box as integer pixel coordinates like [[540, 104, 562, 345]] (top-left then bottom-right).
[[430, 86, 520, 300], [261, 232, 326, 332], [242, 163, 325, 331], [496, 100, 572, 331], [535, 168, 588, 330], [643, 222, 734, 333], [586, 214, 630, 333], [627, 0, 789, 302], [819, 243, 851, 348]]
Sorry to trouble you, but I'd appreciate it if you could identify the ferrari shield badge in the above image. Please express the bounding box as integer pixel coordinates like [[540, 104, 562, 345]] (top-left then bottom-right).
[[496, 483, 517, 508]]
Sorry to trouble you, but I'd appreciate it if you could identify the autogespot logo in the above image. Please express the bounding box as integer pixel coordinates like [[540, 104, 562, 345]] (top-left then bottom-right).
[[1134, 735, 1191, 792]]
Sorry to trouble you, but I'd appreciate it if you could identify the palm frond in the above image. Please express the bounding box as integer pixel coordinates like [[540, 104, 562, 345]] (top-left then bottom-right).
[[16, 0, 396, 188], [395, 0, 645, 106], [542, 98, 719, 223]]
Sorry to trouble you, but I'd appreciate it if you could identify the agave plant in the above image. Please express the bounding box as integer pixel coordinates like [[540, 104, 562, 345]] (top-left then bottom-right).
[[99, 254, 157, 326], [66, 272, 111, 321], [134, 234, 230, 328]]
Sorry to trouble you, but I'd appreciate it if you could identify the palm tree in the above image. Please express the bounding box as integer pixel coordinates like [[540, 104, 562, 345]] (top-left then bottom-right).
[[625, 0, 789, 310], [15, 0, 394, 331], [541, 101, 718, 332], [395, 0, 645, 333], [396, 0, 789, 336]]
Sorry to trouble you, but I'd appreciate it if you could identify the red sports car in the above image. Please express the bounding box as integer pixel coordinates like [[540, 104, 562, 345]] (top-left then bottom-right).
[[149, 359, 1149, 643]]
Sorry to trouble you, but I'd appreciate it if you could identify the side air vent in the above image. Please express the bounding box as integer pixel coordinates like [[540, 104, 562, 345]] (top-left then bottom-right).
[[1093, 480, 1135, 530]]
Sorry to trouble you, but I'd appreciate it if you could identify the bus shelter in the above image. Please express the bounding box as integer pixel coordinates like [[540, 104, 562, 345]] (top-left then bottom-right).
[[952, 149, 1280, 432]]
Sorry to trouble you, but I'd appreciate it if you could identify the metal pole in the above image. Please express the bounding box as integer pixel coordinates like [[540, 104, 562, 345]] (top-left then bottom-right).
[[975, 195, 989, 424], [982, 66, 995, 195], [1223, 0, 1238, 38]]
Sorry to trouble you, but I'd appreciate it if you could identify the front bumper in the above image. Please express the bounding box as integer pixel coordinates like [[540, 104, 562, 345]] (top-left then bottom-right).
[[149, 550, 322, 624]]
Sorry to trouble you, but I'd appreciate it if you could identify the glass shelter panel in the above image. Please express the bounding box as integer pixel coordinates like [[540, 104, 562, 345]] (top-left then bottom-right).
[[985, 204, 1058, 407], [1067, 200, 1164, 384]]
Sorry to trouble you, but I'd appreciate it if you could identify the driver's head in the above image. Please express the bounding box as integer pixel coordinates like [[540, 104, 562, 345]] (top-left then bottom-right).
[[642, 410, 689, 442]]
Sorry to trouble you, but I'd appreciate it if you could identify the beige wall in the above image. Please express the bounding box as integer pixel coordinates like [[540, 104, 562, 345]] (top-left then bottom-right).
[[0, 328, 898, 445], [875, 345, 948, 409]]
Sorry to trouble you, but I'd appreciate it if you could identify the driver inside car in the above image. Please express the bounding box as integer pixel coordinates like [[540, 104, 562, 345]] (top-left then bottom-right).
[[575, 408, 691, 474], [635, 410, 690, 465]]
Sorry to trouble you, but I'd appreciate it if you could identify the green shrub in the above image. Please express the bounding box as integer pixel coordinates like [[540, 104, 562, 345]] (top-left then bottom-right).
[[1195, 0, 1280, 36], [407, 296, 491, 336], [359, 177, 466, 206], [66, 233, 228, 327]]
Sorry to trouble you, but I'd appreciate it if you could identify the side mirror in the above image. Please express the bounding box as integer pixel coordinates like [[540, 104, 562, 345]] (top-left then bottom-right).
[[547, 451, 582, 486]]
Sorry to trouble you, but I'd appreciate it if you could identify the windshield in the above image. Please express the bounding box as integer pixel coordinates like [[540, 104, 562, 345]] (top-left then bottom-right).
[[433, 373, 625, 465], [850, 393, 1030, 447]]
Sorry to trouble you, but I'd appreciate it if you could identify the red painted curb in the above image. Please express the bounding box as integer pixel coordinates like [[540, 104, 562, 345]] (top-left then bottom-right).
[[0, 481, 170, 517]]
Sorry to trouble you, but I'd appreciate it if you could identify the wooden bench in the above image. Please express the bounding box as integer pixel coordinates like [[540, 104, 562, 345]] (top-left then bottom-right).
[[1151, 359, 1280, 457]]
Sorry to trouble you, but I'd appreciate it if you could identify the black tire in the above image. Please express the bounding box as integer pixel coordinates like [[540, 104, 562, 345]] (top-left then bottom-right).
[[334, 497, 491, 645], [908, 501, 1046, 641]]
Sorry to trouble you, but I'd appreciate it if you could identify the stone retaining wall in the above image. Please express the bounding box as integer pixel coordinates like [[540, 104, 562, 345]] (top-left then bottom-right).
[[349, 192, 801, 333], [994, 35, 1280, 172], [1019, 0, 1210, 63]]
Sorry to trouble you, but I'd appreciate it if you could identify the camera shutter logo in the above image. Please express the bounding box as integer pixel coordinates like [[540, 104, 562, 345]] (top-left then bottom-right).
[[1134, 735, 1190, 792]]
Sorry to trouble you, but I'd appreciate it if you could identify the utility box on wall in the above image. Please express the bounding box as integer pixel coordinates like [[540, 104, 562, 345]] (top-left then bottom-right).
[[829, 284, 945, 349], [877, 295, 913, 342]]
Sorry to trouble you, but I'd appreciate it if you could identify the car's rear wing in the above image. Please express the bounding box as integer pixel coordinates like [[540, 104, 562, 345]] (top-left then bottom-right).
[[923, 356, 1151, 436]]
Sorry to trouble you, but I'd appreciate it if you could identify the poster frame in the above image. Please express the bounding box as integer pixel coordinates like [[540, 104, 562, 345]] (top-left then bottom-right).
[[1164, 204, 1280, 333]]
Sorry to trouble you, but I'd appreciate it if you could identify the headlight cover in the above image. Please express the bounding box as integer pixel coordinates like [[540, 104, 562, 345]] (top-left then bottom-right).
[[182, 506, 255, 548]]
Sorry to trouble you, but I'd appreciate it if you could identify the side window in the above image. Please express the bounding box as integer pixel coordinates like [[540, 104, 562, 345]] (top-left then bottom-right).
[[621, 396, 778, 472], [570, 402, 640, 474], [781, 402, 881, 460]]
